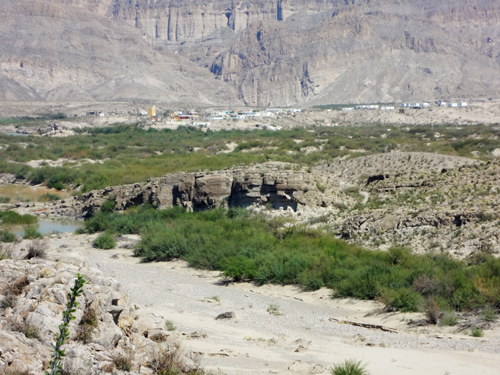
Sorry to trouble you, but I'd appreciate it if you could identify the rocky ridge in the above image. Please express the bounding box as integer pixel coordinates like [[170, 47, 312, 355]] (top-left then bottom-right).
[[24, 163, 345, 219]]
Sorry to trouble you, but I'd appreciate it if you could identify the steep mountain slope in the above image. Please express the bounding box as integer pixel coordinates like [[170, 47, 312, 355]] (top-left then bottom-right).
[[1, 0, 499, 105], [0, 0, 238, 104]]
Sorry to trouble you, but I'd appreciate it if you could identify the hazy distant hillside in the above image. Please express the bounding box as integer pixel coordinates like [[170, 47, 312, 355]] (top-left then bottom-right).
[[1, 0, 499, 105]]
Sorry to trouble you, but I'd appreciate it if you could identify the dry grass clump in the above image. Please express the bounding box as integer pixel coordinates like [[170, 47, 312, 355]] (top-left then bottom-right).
[[9, 317, 40, 339], [149, 340, 204, 375], [112, 353, 133, 372], [9, 276, 30, 296], [75, 305, 99, 344], [0, 242, 16, 260], [25, 238, 48, 259]]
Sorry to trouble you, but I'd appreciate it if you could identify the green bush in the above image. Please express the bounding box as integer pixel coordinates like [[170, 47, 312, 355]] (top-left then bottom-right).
[[0, 196, 10, 203], [93, 232, 116, 249], [23, 226, 43, 240], [331, 359, 369, 375], [101, 198, 116, 213], [471, 327, 483, 337], [482, 307, 498, 322], [439, 311, 459, 326], [0, 231, 17, 243]]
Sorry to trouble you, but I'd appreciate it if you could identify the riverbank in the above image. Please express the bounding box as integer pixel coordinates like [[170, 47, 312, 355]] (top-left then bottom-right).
[[33, 232, 500, 375]]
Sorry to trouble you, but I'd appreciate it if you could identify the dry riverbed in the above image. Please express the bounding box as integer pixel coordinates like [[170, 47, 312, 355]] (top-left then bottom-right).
[[29, 232, 500, 375]]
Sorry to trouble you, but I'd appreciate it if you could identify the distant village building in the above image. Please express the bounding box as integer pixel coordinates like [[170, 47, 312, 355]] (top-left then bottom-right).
[[380, 106, 395, 111], [266, 108, 283, 113], [356, 105, 379, 110], [286, 109, 301, 113], [448, 103, 458, 108], [459, 102, 468, 107], [341, 107, 354, 111], [147, 106, 156, 117]]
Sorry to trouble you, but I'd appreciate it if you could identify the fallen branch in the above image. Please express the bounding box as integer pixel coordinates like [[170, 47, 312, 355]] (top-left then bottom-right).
[[329, 317, 398, 334]]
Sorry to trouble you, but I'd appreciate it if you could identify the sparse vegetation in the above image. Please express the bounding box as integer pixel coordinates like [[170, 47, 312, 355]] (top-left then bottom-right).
[[75, 306, 98, 344], [267, 304, 283, 316], [482, 307, 498, 322], [165, 320, 176, 331], [471, 327, 483, 337], [331, 359, 369, 375], [26, 238, 48, 259], [9, 318, 40, 340], [439, 311, 459, 327], [112, 354, 133, 372]]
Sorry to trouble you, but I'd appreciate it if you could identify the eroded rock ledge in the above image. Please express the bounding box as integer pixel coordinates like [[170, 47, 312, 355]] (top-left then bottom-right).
[[40, 163, 344, 219]]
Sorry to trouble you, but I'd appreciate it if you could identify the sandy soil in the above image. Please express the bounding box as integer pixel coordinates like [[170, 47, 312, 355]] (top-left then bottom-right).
[[39, 233, 500, 375]]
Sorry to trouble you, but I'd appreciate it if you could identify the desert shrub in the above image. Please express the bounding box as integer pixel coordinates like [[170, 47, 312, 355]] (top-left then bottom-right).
[[101, 198, 116, 213], [439, 311, 458, 326], [0, 196, 10, 203], [9, 276, 30, 296], [26, 238, 48, 259], [165, 320, 176, 331], [0, 295, 15, 310], [23, 226, 43, 240], [380, 287, 422, 312], [93, 232, 116, 249], [0, 231, 17, 243], [38, 193, 60, 202], [150, 341, 203, 375], [331, 359, 369, 375], [471, 327, 483, 337], [0, 211, 37, 225], [482, 307, 498, 322], [316, 183, 326, 193], [112, 354, 132, 372], [424, 298, 440, 324], [75, 306, 98, 344]]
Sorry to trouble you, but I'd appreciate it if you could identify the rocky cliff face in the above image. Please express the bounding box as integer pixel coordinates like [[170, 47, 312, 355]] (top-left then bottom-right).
[[75, 163, 343, 218], [2, 0, 500, 105]]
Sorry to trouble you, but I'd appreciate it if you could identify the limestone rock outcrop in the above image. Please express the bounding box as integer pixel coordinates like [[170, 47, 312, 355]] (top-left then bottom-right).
[[0, 245, 194, 374], [64, 163, 342, 218]]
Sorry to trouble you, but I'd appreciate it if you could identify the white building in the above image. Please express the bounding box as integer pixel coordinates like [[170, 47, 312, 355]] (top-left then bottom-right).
[[448, 103, 458, 108], [381, 106, 395, 111], [286, 108, 301, 113], [459, 102, 468, 107], [341, 107, 355, 111]]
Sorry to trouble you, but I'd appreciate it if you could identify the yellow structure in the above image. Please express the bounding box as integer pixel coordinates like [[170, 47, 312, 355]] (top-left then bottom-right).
[[147, 106, 156, 117]]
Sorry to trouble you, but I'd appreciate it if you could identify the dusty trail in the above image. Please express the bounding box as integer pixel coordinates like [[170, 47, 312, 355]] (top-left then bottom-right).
[[47, 233, 500, 375]]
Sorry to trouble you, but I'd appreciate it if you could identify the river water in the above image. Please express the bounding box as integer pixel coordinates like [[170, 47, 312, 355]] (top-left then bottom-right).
[[15, 218, 84, 237]]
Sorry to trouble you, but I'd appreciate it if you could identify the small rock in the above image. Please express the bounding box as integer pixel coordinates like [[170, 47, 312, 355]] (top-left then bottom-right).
[[215, 312, 235, 320]]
